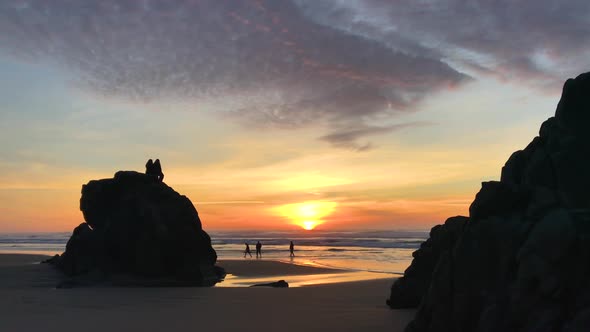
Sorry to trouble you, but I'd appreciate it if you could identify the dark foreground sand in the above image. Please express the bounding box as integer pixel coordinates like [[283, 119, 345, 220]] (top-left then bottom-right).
[[0, 254, 415, 332]]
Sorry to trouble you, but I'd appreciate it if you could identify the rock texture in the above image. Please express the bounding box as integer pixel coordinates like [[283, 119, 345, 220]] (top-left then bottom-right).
[[388, 72, 590, 332], [47, 171, 223, 286], [387, 216, 468, 309]]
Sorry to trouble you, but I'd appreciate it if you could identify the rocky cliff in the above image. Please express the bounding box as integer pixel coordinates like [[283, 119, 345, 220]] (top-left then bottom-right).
[[388, 72, 590, 331], [47, 171, 223, 286]]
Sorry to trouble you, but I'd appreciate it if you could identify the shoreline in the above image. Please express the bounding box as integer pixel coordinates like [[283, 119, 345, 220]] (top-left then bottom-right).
[[0, 253, 414, 331], [0, 253, 398, 287]]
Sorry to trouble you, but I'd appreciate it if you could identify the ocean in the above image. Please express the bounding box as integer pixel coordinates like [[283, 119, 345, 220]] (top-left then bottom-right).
[[0, 230, 428, 275]]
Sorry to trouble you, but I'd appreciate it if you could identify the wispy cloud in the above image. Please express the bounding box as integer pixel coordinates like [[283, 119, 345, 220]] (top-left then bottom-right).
[[0, 0, 467, 149], [319, 122, 431, 151], [1, 0, 587, 150], [297, 0, 590, 91], [197, 201, 265, 205]]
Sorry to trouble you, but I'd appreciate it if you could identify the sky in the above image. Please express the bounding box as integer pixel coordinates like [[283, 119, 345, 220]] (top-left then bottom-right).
[[0, 0, 588, 232]]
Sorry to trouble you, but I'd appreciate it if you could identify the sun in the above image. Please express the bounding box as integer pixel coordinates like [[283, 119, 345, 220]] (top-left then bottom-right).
[[301, 220, 318, 230], [274, 201, 337, 230]]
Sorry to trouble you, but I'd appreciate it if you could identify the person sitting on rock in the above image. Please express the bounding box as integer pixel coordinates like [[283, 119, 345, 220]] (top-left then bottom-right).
[[145, 159, 154, 176], [153, 159, 164, 182]]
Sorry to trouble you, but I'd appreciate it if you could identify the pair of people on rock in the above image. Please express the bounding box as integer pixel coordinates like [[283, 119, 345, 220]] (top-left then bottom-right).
[[145, 159, 164, 182]]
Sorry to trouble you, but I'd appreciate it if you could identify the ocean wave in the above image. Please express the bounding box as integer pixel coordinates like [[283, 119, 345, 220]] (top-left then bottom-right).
[[0, 231, 427, 250], [212, 238, 425, 249]]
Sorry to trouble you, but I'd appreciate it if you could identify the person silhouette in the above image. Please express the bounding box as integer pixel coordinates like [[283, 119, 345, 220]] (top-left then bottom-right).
[[256, 241, 262, 258], [145, 159, 154, 176], [153, 159, 164, 182], [244, 243, 252, 258], [289, 241, 295, 257]]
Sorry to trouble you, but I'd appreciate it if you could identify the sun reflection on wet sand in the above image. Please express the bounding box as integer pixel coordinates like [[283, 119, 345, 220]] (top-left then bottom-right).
[[216, 270, 394, 288]]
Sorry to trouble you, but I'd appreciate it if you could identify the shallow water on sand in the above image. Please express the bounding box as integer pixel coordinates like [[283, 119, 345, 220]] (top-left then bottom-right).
[[218, 271, 392, 287]]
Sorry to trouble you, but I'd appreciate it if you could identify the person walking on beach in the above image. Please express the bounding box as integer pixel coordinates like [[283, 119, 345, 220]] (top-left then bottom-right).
[[256, 241, 262, 258], [244, 243, 252, 258], [289, 241, 295, 257]]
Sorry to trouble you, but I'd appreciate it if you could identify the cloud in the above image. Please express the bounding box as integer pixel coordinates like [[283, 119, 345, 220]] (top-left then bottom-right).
[[0, 0, 590, 150], [295, 0, 590, 91], [7, 1, 587, 148], [0, 0, 468, 149], [319, 122, 431, 151]]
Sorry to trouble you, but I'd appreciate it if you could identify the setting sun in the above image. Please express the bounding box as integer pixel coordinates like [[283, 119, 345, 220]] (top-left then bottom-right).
[[274, 201, 337, 230], [301, 221, 318, 230]]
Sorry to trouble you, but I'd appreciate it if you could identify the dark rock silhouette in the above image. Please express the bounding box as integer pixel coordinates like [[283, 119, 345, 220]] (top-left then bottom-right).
[[388, 72, 590, 332], [250, 280, 289, 288], [387, 216, 468, 309], [46, 171, 222, 286]]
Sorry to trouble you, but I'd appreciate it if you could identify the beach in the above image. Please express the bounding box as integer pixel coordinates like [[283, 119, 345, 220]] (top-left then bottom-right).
[[0, 254, 415, 332]]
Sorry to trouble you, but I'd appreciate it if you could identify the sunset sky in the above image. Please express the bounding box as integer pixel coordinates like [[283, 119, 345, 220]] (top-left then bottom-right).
[[1, 1, 589, 232]]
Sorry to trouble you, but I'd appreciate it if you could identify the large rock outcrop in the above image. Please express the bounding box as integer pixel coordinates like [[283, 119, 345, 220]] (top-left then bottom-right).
[[388, 72, 590, 332], [387, 216, 468, 309], [48, 171, 223, 286]]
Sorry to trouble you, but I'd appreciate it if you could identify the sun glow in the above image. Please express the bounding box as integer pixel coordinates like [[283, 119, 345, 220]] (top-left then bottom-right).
[[275, 201, 337, 230], [302, 220, 318, 230]]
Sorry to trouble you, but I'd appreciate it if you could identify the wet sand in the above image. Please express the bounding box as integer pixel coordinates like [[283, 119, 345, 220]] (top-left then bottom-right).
[[0, 254, 415, 332], [219, 258, 395, 287]]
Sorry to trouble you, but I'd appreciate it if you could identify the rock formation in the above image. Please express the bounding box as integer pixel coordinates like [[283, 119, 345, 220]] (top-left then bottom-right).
[[387, 216, 468, 309], [250, 280, 289, 288], [388, 72, 590, 332], [47, 171, 223, 286]]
